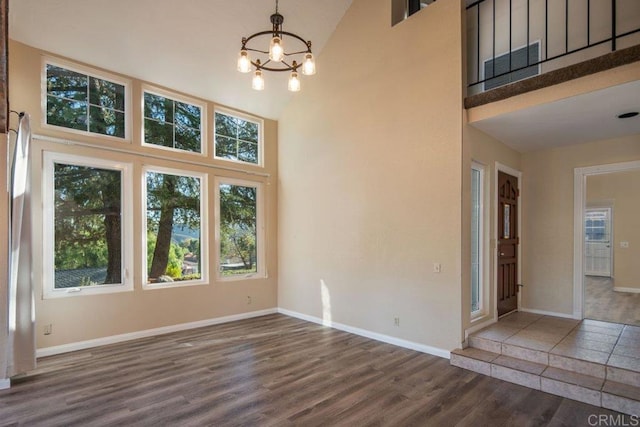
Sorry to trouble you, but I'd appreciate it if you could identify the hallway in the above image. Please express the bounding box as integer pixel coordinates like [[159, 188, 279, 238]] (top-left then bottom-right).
[[585, 276, 640, 326]]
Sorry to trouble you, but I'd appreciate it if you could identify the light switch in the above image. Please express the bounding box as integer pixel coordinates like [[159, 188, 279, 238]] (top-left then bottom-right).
[[620, 241, 630, 248]]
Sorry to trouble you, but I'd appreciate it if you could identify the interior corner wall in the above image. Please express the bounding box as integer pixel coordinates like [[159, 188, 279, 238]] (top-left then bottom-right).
[[278, 0, 464, 352], [463, 124, 521, 329], [587, 170, 640, 290], [521, 134, 640, 316]]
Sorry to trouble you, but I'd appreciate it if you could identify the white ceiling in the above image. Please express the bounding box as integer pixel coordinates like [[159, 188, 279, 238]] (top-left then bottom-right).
[[470, 80, 640, 152], [9, 0, 353, 120]]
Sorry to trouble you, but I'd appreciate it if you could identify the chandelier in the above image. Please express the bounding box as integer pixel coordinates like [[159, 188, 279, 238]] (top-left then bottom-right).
[[237, 0, 316, 92]]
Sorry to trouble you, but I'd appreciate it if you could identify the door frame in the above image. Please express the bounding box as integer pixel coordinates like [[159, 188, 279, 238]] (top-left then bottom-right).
[[573, 160, 640, 319], [495, 163, 522, 318]]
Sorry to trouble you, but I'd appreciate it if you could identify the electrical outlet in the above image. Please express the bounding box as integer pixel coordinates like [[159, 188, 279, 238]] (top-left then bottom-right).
[[620, 241, 630, 248], [394, 317, 400, 327], [43, 324, 52, 335], [247, 296, 252, 305]]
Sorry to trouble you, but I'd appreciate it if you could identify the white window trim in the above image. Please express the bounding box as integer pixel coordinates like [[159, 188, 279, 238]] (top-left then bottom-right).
[[471, 161, 487, 320], [214, 176, 266, 281], [42, 151, 134, 299], [213, 107, 264, 167], [141, 85, 208, 157], [41, 56, 133, 142], [141, 165, 209, 290]]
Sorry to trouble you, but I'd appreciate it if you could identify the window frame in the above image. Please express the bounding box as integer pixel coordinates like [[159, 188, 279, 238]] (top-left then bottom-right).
[[213, 108, 264, 167], [471, 161, 486, 319], [214, 176, 265, 281], [42, 151, 134, 299], [141, 85, 208, 157], [141, 165, 209, 290], [41, 57, 132, 142]]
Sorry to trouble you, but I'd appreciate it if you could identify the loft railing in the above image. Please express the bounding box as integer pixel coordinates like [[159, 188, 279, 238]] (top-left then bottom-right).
[[466, 0, 640, 95]]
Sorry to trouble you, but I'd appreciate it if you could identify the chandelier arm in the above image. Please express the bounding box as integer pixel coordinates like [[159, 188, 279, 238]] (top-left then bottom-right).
[[245, 47, 269, 55], [242, 30, 313, 54], [254, 63, 297, 72], [284, 49, 311, 56]]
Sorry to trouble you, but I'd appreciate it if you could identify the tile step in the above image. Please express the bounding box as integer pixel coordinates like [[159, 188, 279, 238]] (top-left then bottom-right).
[[467, 337, 640, 383], [451, 348, 640, 417]]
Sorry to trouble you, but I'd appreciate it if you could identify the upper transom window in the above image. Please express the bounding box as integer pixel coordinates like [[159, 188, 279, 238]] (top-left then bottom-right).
[[214, 110, 262, 166], [44, 61, 129, 139], [143, 89, 205, 154]]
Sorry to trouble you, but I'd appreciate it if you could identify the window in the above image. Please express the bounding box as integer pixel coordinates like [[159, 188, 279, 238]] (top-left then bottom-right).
[[585, 209, 611, 242], [215, 178, 264, 280], [44, 61, 128, 138], [214, 110, 262, 165], [143, 89, 205, 154], [471, 163, 484, 315], [143, 167, 207, 287], [484, 42, 540, 91], [43, 152, 133, 298], [392, 0, 436, 25]]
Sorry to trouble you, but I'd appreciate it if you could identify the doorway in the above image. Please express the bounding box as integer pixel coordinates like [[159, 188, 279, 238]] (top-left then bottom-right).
[[573, 160, 640, 324]]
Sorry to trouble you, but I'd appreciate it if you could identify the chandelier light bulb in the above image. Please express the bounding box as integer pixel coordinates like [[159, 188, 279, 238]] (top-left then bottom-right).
[[252, 69, 265, 91], [269, 36, 284, 62], [288, 71, 301, 92], [237, 49, 252, 73], [302, 53, 316, 76]]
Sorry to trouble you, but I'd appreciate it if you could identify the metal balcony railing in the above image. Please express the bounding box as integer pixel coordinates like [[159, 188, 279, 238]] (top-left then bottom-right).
[[466, 0, 640, 95]]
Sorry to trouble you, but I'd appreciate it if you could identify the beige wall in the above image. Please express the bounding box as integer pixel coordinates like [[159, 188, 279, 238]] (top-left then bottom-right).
[[7, 41, 279, 349], [587, 170, 640, 290], [278, 0, 464, 352], [463, 124, 521, 329], [522, 134, 640, 315]]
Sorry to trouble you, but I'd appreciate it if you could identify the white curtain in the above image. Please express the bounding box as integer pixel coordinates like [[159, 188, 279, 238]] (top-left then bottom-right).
[[4, 113, 36, 379]]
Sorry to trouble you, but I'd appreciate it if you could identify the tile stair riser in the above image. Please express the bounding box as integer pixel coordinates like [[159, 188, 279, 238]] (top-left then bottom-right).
[[450, 354, 491, 376], [602, 393, 640, 417], [491, 364, 541, 390], [548, 354, 606, 379], [468, 336, 502, 354], [607, 367, 640, 388], [501, 343, 549, 365], [540, 377, 602, 407]]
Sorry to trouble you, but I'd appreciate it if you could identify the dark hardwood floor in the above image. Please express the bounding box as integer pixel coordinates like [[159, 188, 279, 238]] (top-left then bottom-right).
[[0, 314, 628, 426]]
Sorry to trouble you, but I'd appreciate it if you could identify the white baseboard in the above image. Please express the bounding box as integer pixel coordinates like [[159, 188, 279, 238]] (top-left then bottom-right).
[[519, 307, 576, 319], [614, 287, 640, 294], [277, 308, 450, 359], [0, 378, 10, 390], [37, 308, 278, 358], [37, 307, 453, 360]]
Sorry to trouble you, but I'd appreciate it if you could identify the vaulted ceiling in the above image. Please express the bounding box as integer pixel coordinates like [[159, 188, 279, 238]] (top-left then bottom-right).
[[9, 1, 640, 150], [9, 0, 353, 120]]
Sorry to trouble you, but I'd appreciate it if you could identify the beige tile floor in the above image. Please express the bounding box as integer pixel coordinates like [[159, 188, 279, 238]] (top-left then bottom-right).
[[473, 312, 640, 373]]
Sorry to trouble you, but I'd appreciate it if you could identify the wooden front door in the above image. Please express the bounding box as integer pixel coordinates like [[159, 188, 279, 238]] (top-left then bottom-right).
[[497, 171, 519, 317]]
